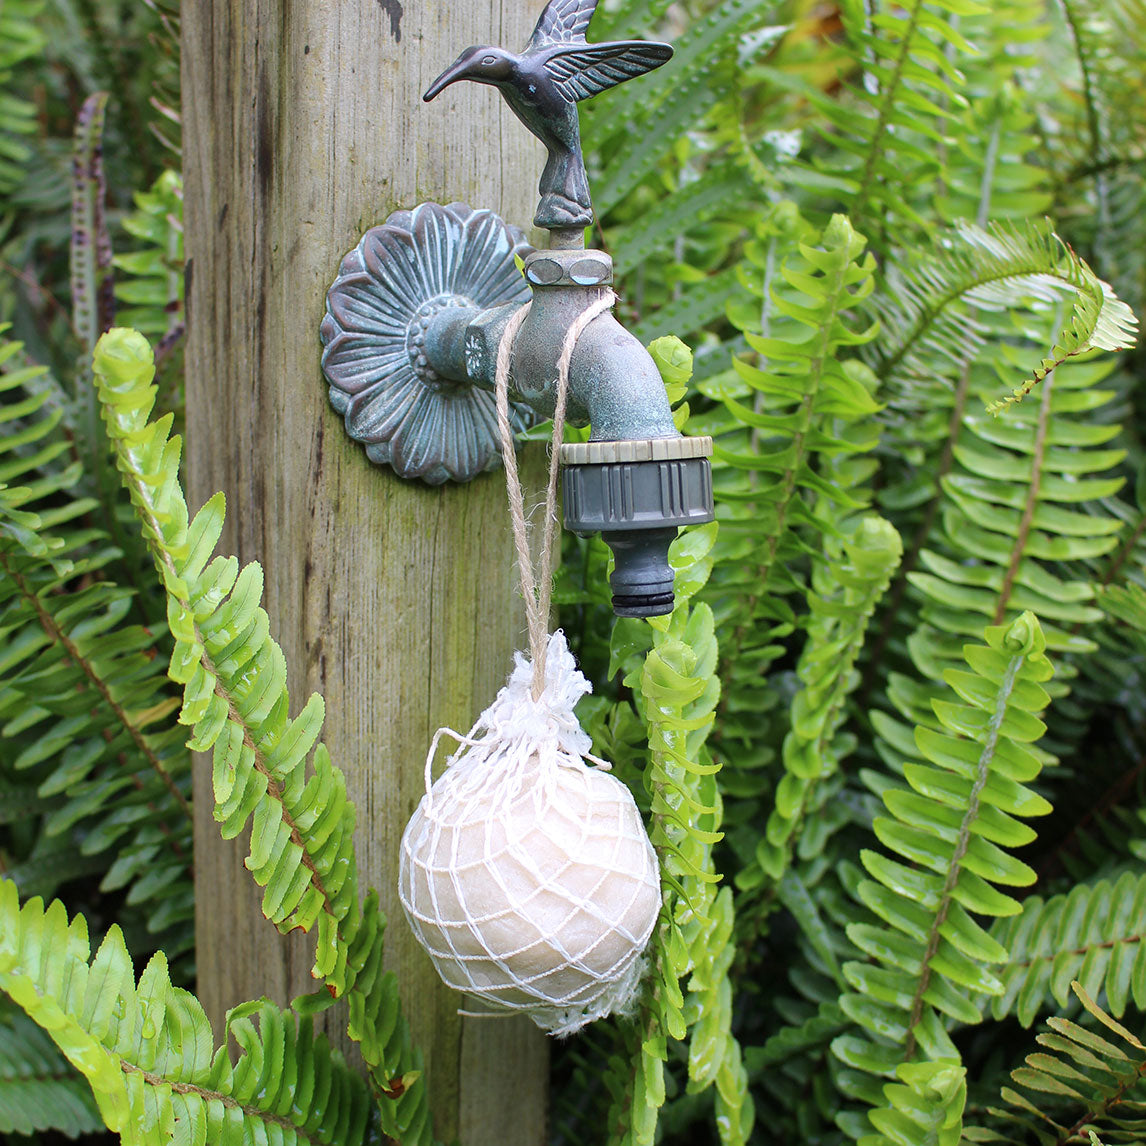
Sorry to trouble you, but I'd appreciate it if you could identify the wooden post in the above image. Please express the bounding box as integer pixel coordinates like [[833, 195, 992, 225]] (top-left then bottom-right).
[[181, 2, 548, 1142]]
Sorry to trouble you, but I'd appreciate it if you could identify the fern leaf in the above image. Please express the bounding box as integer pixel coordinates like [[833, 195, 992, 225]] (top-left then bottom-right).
[[0, 331, 193, 956], [93, 329, 354, 976], [986, 289, 1138, 415], [586, 0, 766, 216], [611, 165, 755, 272], [839, 612, 1055, 1076], [987, 870, 1146, 1027], [595, 474, 750, 1146], [858, 1059, 967, 1146], [935, 82, 1053, 226], [138, 0, 183, 157], [630, 267, 743, 345], [717, 209, 878, 600], [744, 1001, 847, 1071], [113, 169, 184, 340], [798, 0, 980, 239], [973, 982, 1146, 1144], [0, 0, 44, 195], [875, 220, 1137, 409], [585, 0, 673, 41], [616, 552, 742, 1144], [752, 516, 902, 887], [0, 879, 374, 1144], [867, 325, 1130, 754], [0, 999, 102, 1137], [91, 328, 434, 1142], [588, 58, 721, 218], [711, 210, 879, 799]]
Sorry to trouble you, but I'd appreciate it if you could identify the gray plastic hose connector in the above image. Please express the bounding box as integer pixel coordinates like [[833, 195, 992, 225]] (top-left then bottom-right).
[[561, 437, 715, 617]]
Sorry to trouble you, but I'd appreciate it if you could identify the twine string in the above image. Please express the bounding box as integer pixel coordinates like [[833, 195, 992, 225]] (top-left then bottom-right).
[[494, 287, 616, 699]]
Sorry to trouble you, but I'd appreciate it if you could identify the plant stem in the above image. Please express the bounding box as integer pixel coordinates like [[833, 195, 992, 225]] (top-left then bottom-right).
[[994, 356, 1055, 623], [904, 651, 1022, 1058]]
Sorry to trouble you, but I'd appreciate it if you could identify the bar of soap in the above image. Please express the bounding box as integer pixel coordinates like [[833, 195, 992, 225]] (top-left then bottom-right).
[[399, 746, 661, 1037]]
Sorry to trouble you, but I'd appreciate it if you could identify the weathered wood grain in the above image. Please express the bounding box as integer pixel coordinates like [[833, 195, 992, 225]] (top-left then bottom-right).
[[181, 1, 548, 1141]]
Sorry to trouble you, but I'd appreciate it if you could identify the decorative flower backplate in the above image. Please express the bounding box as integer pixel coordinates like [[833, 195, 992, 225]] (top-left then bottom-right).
[[320, 201, 534, 485]]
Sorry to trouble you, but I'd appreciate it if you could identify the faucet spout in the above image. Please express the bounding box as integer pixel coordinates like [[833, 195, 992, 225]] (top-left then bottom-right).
[[511, 248, 678, 441], [421, 247, 678, 441], [418, 244, 714, 617]]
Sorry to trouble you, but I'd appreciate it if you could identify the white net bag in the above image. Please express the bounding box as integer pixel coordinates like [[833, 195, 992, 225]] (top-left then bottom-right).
[[398, 629, 661, 1037]]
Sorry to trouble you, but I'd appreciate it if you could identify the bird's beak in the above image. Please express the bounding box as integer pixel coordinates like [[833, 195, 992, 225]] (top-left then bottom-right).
[[423, 57, 470, 102]]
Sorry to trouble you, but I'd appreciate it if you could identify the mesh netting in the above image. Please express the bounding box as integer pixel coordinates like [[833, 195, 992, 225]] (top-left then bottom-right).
[[399, 631, 661, 1037]]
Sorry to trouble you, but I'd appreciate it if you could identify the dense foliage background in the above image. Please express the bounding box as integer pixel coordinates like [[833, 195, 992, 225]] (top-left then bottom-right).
[[2, 0, 1146, 1143]]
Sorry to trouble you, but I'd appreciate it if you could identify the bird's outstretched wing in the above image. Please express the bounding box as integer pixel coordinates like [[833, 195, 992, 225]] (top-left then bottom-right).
[[529, 0, 599, 48], [542, 41, 673, 102]]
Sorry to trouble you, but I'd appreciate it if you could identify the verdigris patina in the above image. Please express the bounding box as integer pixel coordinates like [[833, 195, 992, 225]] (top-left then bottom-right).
[[423, 0, 672, 232], [319, 0, 714, 615]]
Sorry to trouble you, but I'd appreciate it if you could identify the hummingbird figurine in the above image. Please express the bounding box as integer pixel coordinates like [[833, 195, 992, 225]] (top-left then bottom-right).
[[423, 0, 672, 231]]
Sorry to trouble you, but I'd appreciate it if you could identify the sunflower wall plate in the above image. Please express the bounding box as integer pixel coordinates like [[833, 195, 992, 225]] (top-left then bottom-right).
[[320, 202, 536, 485]]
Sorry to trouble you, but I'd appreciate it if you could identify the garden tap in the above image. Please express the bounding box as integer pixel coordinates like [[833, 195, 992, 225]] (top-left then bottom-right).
[[319, 0, 714, 616], [419, 240, 714, 617]]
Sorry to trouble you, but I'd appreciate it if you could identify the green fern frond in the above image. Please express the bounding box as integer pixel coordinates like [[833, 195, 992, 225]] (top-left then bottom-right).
[[901, 348, 1126, 680], [93, 329, 354, 977], [973, 982, 1146, 1144], [581, 0, 780, 347], [866, 324, 1132, 861], [585, 0, 767, 217], [936, 90, 1052, 227], [113, 170, 184, 340], [710, 210, 879, 806], [986, 282, 1138, 414], [866, 331, 1129, 756], [630, 266, 743, 346], [0, 879, 374, 1145], [0, 528, 195, 937], [585, 0, 672, 41], [1029, 0, 1146, 319], [750, 516, 902, 888], [0, 999, 102, 1138], [139, 0, 182, 157], [0, 332, 193, 954], [1085, 584, 1146, 850], [797, 0, 981, 239], [716, 210, 878, 603], [1098, 581, 1146, 638], [986, 870, 1146, 1027], [0, 0, 45, 195], [744, 1001, 847, 1073], [593, 488, 749, 1145], [616, 538, 753, 1145], [611, 165, 756, 273], [637, 595, 723, 901], [91, 327, 434, 1142], [932, 0, 1051, 225], [838, 612, 1055, 1081], [1055, 0, 1146, 171], [858, 1059, 966, 1146], [874, 220, 1137, 409]]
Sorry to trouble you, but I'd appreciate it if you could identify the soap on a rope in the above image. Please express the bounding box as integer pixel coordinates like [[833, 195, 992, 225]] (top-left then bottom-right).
[[399, 631, 661, 1037]]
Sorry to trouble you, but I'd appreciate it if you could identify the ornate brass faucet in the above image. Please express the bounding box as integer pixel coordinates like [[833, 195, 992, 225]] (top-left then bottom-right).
[[319, 0, 714, 617]]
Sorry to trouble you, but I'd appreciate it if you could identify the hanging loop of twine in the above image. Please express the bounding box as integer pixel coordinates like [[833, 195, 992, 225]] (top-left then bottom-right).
[[494, 287, 616, 700]]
